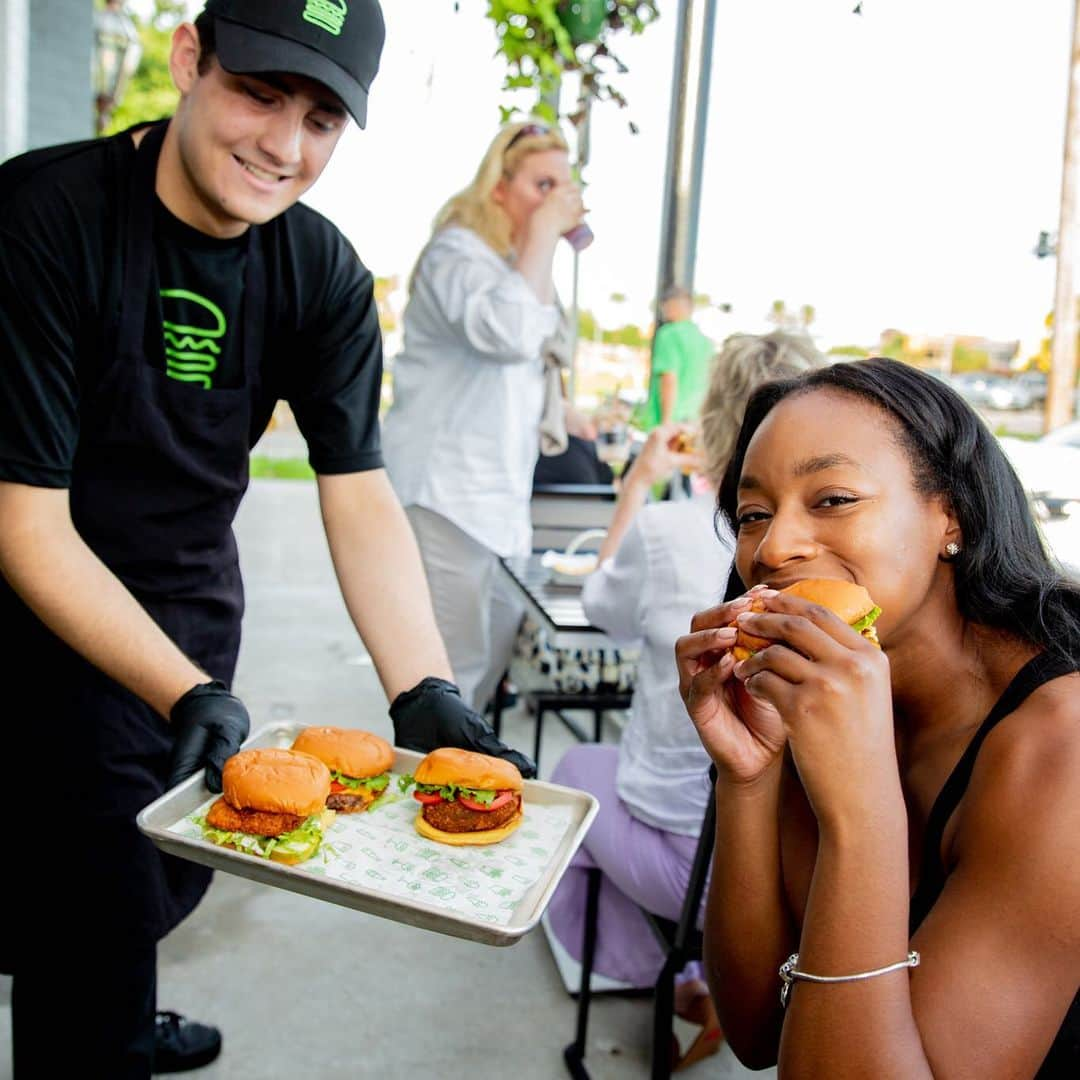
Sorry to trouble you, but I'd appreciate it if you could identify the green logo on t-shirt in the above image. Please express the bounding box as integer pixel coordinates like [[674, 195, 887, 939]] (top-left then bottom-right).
[[160, 289, 226, 390], [303, 0, 347, 35]]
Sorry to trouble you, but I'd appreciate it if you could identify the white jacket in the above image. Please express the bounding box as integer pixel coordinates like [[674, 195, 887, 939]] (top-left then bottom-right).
[[582, 495, 733, 835], [381, 226, 559, 556]]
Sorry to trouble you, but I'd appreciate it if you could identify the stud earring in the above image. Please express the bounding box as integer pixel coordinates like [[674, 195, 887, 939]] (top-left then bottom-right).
[[945, 542, 960, 558]]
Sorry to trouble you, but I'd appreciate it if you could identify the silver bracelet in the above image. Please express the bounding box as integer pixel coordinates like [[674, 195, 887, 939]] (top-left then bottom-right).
[[778, 950, 920, 1007]]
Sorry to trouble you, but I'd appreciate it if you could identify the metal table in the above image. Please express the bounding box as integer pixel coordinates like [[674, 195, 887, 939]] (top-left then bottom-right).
[[499, 553, 612, 652], [497, 554, 632, 767]]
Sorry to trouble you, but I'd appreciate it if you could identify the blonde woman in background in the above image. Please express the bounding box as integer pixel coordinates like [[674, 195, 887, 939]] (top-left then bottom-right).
[[544, 331, 825, 1070], [382, 121, 587, 716]]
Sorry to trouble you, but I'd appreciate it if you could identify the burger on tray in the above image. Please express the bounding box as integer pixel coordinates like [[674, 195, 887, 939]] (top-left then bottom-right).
[[291, 726, 393, 813], [398, 747, 524, 846], [199, 748, 334, 864], [732, 578, 882, 661]]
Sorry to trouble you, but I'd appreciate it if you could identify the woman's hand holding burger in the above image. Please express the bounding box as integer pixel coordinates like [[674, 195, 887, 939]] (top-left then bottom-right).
[[675, 588, 789, 786], [625, 423, 703, 491], [729, 587, 898, 830]]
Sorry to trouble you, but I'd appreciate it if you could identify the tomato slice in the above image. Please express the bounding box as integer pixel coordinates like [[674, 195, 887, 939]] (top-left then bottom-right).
[[413, 790, 444, 805], [458, 790, 515, 813], [329, 780, 347, 794]]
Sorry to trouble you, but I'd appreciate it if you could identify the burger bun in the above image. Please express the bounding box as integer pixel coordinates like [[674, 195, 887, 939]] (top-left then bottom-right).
[[291, 726, 394, 779], [414, 747, 524, 792], [779, 579, 876, 626], [222, 748, 331, 817], [729, 579, 879, 659]]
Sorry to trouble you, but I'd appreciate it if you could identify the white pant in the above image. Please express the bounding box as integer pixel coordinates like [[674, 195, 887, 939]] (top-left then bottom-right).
[[405, 505, 525, 712]]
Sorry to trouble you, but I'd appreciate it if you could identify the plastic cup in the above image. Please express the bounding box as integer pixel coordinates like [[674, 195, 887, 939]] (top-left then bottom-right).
[[562, 223, 594, 252]]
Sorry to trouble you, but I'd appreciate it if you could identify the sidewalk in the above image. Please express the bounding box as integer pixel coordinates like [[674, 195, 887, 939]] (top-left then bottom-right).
[[0, 431, 770, 1079]]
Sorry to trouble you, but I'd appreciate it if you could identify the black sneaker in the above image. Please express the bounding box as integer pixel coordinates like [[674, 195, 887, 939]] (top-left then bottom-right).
[[153, 1011, 222, 1073]]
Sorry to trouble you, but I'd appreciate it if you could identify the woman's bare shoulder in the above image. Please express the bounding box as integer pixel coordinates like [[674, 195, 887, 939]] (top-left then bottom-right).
[[959, 669, 1080, 857]]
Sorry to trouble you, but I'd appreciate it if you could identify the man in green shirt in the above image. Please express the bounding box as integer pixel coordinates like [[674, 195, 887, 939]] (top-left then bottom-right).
[[637, 285, 714, 430]]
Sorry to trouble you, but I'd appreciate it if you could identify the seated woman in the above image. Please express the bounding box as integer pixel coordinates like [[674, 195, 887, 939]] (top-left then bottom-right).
[[544, 331, 824, 1069], [677, 357, 1080, 1077]]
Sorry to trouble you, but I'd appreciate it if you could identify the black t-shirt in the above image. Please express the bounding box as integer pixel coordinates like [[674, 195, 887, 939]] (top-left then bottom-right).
[[151, 199, 249, 390], [0, 125, 384, 488]]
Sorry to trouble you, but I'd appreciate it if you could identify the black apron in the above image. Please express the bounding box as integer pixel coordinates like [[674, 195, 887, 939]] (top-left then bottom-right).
[[2, 122, 266, 962]]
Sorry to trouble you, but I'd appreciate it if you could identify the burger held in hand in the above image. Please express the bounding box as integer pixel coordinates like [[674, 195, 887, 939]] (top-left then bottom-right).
[[732, 578, 882, 661], [200, 748, 334, 865], [400, 747, 524, 846], [291, 726, 393, 813]]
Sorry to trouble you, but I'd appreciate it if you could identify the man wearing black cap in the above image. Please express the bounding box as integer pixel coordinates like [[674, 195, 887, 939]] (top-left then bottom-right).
[[0, 3, 533, 1075]]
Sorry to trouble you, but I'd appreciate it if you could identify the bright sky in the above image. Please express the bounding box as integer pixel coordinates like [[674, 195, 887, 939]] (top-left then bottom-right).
[[168, 0, 1073, 354]]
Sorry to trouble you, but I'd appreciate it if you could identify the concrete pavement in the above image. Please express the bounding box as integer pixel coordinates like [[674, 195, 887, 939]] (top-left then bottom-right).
[[0, 468, 764, 1080]]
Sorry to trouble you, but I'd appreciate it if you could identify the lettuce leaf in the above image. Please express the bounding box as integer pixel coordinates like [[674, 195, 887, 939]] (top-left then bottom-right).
[[851, 605, 882, 633], [197, 812, 325, 860], [330, 769, 389, 793], [396, 775, 497, 804]]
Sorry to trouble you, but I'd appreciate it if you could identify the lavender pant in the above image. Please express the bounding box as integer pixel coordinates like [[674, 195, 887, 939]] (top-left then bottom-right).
[[547, 743, 706, 988]]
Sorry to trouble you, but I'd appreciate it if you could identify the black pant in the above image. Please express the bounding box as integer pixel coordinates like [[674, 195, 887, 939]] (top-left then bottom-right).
[[12, 941, 156, 1077]]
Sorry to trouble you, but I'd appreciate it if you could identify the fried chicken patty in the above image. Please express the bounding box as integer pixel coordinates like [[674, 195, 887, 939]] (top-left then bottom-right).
[[421, 794, 521, 834], [206, 797, 304, 837]]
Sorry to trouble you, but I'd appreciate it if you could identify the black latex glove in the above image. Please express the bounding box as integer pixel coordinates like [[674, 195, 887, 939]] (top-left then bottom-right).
[[390, 676, 536, 779], [167, 680, 251, 792]]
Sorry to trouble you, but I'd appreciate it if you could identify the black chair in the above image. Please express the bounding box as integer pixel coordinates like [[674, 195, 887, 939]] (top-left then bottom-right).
[[563, 784, 718, 1079], [490, 674, 632, 772]]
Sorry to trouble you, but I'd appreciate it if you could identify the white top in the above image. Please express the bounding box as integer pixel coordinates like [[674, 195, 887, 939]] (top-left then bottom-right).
[[582, 495, 734, 835], [381, 226, 559, 557]]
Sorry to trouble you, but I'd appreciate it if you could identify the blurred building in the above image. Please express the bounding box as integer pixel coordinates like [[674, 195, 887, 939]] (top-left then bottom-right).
[[877, 329, 1020, 373], [1, 0, 94, 162]]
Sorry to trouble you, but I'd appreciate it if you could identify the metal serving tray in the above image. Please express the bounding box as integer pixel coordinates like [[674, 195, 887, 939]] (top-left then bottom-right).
[[137, 722, 598, 947]]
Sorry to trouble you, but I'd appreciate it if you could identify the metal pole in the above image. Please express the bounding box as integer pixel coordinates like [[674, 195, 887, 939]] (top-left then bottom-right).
[[1046, 0, 1080, 431], [568, 92, 591, 404], [0, 0, 29, 161], [654, 0, 718, 311]]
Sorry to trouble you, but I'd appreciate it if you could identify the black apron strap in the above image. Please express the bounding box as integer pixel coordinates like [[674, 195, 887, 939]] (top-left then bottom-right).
[[118, 122, 166, 362]]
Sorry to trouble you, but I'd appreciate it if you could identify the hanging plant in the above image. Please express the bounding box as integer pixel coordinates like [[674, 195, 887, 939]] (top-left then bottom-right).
[[481, 1, 661, 131]]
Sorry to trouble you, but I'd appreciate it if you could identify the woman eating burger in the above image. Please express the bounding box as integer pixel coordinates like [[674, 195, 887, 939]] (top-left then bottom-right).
[[677, 357, 1080, 1078]]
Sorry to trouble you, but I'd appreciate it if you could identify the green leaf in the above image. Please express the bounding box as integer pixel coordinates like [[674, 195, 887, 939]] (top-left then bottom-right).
[[851, 606, 882, 633], [533, 100, 558, 125], [198, 812, 326, 860], [409, 782, 500, 804], [331, 770, 390, 793]]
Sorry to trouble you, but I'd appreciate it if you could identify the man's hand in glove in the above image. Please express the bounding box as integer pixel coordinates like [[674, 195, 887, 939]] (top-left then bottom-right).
[[390, 677, 536, 779], [167, 680, 251, 792]]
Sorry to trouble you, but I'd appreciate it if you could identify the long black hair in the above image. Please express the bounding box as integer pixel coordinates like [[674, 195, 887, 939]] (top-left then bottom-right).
[[717, 357, 1080, 661]]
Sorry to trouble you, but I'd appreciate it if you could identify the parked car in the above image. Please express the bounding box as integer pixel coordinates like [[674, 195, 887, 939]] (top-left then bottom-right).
[[989, 376, 1034, 410], [950, 372, 992, 405], [999, 419, 1080, 519], [950, 372, 1035, 411], [1015, 370, 1048, 404]]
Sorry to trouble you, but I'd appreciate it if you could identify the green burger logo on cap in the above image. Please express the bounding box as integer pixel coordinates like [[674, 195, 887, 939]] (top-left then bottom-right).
[[303, 0, 348, 36]]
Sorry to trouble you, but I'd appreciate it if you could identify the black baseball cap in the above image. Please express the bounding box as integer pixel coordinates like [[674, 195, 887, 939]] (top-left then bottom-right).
[[202, 0, 384, 127]]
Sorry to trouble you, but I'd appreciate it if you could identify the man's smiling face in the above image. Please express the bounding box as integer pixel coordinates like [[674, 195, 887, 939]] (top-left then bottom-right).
[[164, 27, 347, 237]]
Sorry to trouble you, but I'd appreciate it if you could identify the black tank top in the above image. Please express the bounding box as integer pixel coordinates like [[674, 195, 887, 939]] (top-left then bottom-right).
[[908, 651, 1079, 1078]]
